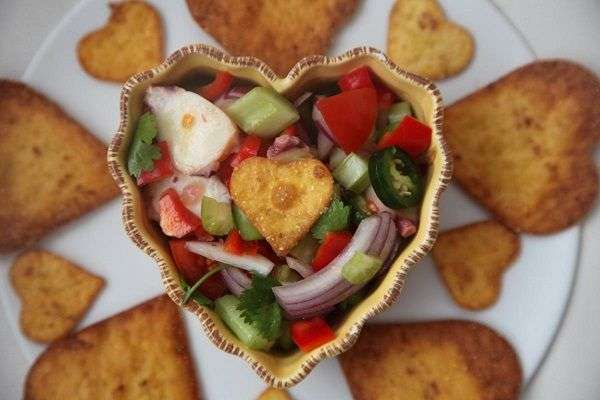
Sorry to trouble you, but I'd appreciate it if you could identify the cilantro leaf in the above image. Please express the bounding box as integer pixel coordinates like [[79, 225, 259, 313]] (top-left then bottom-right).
[[127, 112, 162, 177], [311, 199, 350, 240], [237, 273, 283, 341]]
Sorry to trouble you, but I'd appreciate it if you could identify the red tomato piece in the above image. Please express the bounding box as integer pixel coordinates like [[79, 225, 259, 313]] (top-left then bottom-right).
[[291, 317, 336, 352], [194, 222, 214, 242], [338, 66, 374, 91], [230, 135, 262, 168], [169, 239, 205, 283], [282, 123, 299, 137], [198, 71, 233, 101], [376, 115, 432, 158], [316, 88, 378, 153], [312, 231, 352, 271], [158, 189, 201, 238], [137, 141, 174, 186], [224, 229, 245, 255], [199, 269, 228, 300], [257, 241, 285, 265]]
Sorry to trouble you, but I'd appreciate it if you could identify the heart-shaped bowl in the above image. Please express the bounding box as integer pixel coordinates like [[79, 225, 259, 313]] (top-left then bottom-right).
[[108, 44, 451, 387]]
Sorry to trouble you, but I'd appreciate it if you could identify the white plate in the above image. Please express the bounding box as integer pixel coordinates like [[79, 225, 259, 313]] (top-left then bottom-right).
[[0, 0, 579, 398]]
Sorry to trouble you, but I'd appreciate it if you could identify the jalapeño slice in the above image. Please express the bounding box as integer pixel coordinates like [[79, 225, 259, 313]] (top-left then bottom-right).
[[368, 147, 423, 209]]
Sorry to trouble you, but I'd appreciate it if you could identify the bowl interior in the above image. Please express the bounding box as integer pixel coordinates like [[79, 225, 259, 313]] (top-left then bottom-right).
[[109, 45, 449, 387]]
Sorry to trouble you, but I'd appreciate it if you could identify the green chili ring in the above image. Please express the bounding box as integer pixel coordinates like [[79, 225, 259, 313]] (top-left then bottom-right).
[[368, 147, 423, 209]]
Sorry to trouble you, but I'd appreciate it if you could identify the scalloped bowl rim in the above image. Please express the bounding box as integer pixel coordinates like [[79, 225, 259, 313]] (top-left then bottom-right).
[[107, 44, 452, 388]]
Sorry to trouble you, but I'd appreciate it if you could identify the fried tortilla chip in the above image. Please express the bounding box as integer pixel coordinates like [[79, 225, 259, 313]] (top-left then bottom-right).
[[444, 60, 600, 233], [0, 81, 119, 252], [10, 250, 104, 343], [77, 1, 164, 82], [186, 0, 359, 75], [340, 321, 522, 400], [432, 221, 520, 310], [230, 157, 333, 256], [387, 0, 474, 80], [257, 388, 292, 400], [25, 295, 200, 400]]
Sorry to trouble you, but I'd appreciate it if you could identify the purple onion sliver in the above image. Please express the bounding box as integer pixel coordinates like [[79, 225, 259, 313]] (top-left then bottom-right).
[[379, 217, 398, 261], [293, 91, 313, 107], [285, 306, 334, 320], [367, 212, 391, 256], [281, 280, 352, 311], [285, 257, 313, 278], [221, 269, 245, 296], [312, 101, 333, 139], [317, 130, 334, 160], [226, 267, 251, 288]]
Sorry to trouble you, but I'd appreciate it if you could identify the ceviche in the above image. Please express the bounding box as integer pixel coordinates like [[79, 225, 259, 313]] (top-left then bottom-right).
[[127, 66, 432, 353]]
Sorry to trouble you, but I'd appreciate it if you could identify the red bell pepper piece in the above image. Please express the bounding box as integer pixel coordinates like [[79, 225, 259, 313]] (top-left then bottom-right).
[[282, 123, 299, 137], [377, 115, 432, 158], [198, 71, 233, 101], [137, 141, 174, 186], [169, 239, 205, 282], [316, 88, 378, 153], [312, 231, 352, 271], [230, 135, 262, 168], [338, 66, 374, 91], [158, 189, 201, 238], [291, 317, 336, 352], [224, 230, 260, 256]]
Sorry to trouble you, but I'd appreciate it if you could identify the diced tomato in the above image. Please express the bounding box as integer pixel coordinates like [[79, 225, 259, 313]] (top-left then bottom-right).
[[158, 189, 201, 238], [137, 141, 174, 186], [316, 88, 378, 153], [224, 230, 260, 256], [199, 267, 228, 300], [312, 231, 352, 271], [169, 239, 206, 283], [194, 222, 214, 242], [282, 123, 299, 137], [198, 71, 233, 101], [291, 317, 336, 352], [376, 115, 432, 158], [224, 229, 245, 255], [230, 135, 262, 168], [338, 66, 374, 91]]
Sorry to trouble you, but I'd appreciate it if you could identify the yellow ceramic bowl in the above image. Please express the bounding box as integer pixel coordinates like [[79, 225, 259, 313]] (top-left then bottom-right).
[[107, 44, 451, 388]]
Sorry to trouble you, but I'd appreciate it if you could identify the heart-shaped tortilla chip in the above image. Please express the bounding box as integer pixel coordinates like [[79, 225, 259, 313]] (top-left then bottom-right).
[[77, 1, 164, 82], [230, 157, 334, 256], [387, 0, 474, 80], [185, 0, 359, 76]]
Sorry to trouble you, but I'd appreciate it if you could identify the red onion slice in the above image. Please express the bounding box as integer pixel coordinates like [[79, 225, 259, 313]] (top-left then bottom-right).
[[273, 215, 380, 305], [285, 284, 363, 319], [317, 130, 334, 160], [186, 241, 274, 275], [221, 268, 246, 296], [214, 86, 251, 108], [367, 212, 391, 256], [285, 257, 313, 278], [293, 91, 313, 107], [379, 217, 398, 262], [312, 100, 333, 139]]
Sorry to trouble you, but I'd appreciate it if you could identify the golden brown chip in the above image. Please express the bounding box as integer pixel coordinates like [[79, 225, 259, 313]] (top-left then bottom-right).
[[432, 221, 520, 310], [444, 60, 600, 233], [186, 0, 359, 76], [0, 80, 119, 253], [25, 295, 200, 400], [257, 387, 292, 400], [340, 321, 522, 400], [230, 157, 333, 256], [77, 1, 164, 82], [10, 250, 104, 343], [387, 0, 474, 80]]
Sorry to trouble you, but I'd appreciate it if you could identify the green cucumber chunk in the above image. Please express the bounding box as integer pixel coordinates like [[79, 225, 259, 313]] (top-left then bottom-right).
[[342, 252, 383, 285], [276, 320, 296, 351], [274, 265, 302, 284], [226, 87, 299, 138], [232, 205, 263, 240], [289, 235, 319, 264], [201, 196, 234, 236], [215, 295, 274, 351], [388, 102, 413, 124], [333, 153, 370, 193]]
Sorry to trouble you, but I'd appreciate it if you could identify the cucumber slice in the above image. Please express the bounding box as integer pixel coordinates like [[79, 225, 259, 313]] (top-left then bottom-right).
[[232, 205, 263, 240], [341, 252, 383, 285], [289, 235, 319, 264], [388, 102, 412, 124], [201, 196, 234, 236], [226, 87, 299, 138], [333, 153, 370, 193], [215, 295, 274, 350], [274, 264, 302, 284]]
